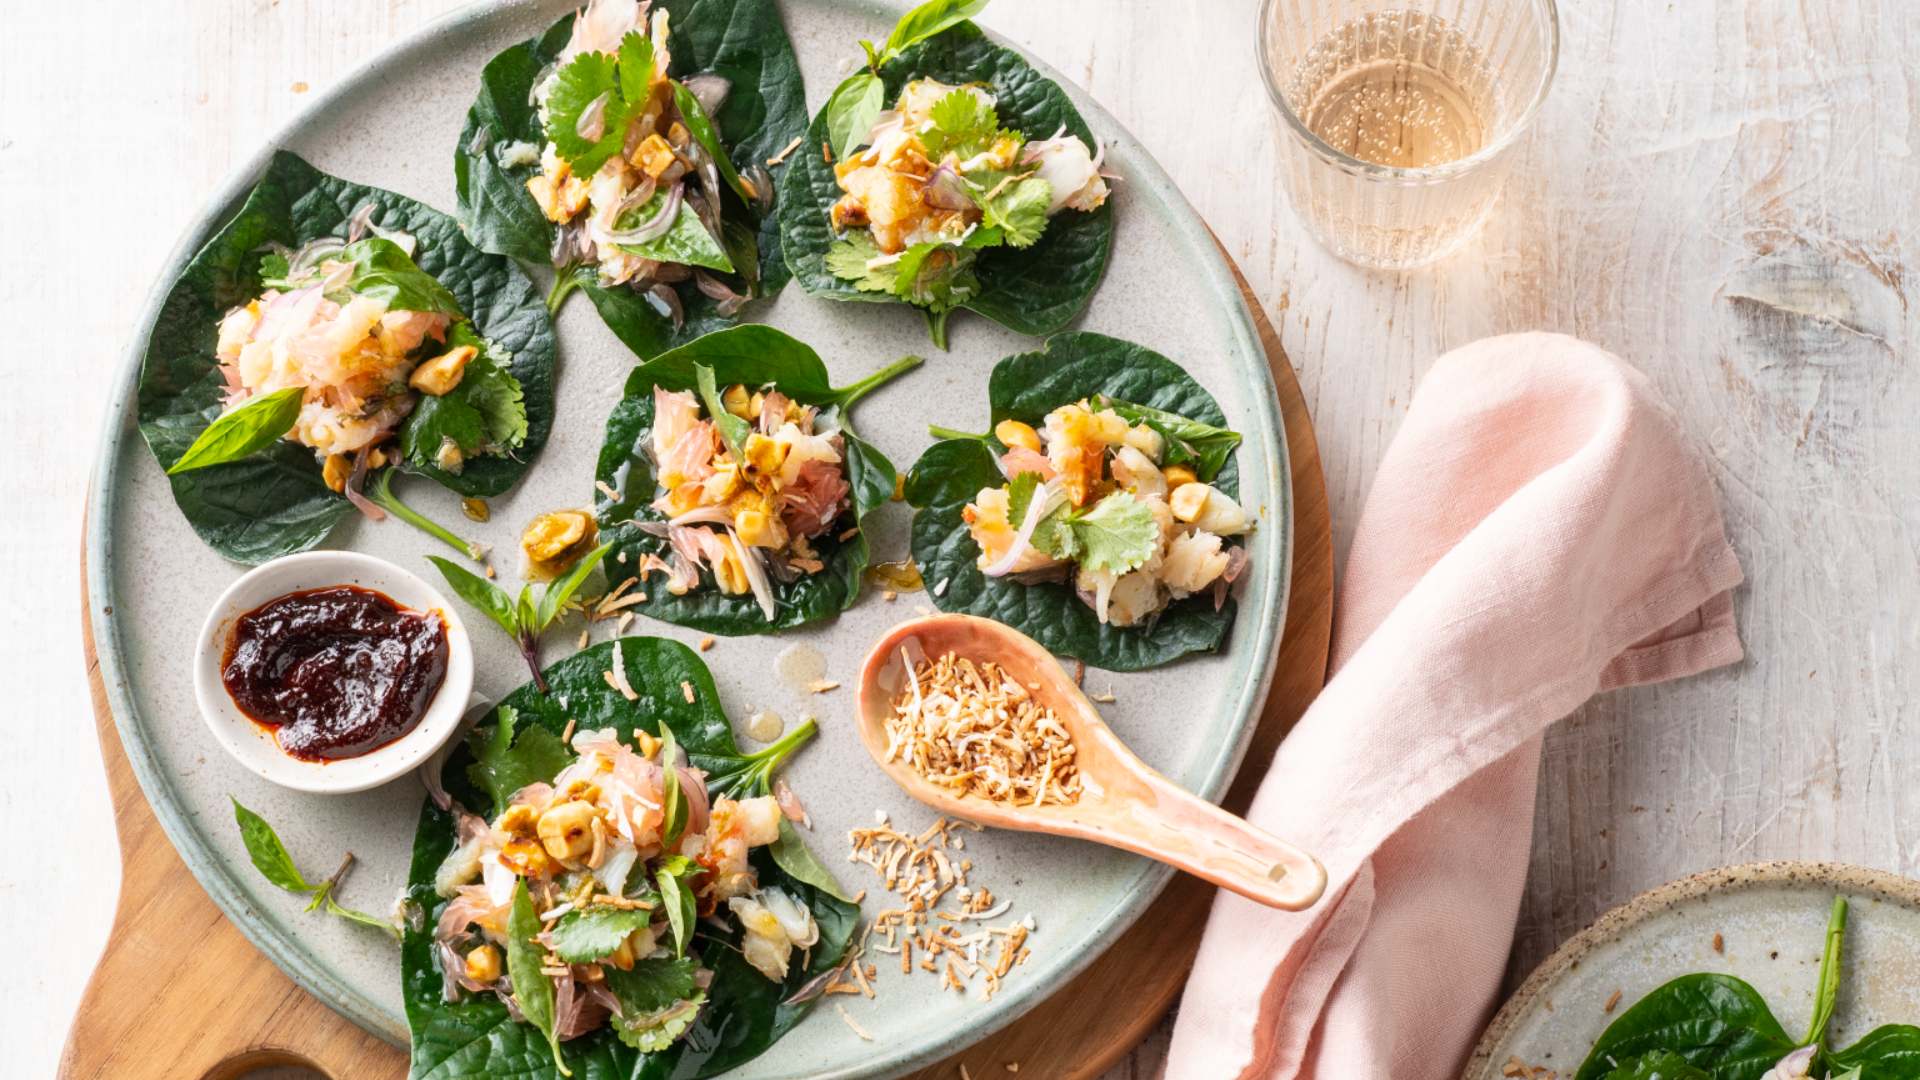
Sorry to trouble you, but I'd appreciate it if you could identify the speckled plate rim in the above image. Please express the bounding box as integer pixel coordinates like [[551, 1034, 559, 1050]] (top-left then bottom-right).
[[84, 0, 1293, 1072], [1461, 861, 1920, 1080]]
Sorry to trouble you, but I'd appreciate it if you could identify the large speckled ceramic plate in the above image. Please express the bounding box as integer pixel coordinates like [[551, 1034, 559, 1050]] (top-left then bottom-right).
[[85, 2, 1291, 1077], [1464, 862, 1920, 1080]]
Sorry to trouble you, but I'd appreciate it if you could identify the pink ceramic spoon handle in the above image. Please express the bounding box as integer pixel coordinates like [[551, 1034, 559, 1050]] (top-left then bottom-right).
[[1117, 773, 1327, 910]]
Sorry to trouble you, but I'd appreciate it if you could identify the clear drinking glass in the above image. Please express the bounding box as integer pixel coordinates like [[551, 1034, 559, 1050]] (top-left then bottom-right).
[[1258, 0, 1559, 269]]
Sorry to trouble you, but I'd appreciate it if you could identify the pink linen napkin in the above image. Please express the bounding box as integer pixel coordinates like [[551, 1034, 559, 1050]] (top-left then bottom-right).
[[1167, 332, 1744, 1079]]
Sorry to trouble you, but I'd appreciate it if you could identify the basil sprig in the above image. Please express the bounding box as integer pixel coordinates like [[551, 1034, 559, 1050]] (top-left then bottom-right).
[[429, 542, 611, 692], [166, 386, 306, 475], [230, 798, 397, 937], [822, 0, 991, 158]]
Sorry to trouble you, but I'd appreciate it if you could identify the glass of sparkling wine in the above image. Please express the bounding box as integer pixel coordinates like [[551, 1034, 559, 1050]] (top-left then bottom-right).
[[1258, 0, 1559, 269]]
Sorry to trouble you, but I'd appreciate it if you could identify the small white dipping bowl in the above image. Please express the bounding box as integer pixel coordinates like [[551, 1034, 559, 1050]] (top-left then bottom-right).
[[194, 550, 474, 794]]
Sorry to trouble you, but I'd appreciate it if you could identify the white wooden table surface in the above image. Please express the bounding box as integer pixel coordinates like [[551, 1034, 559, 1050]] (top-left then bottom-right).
[[7, 1, 1915, 1077]]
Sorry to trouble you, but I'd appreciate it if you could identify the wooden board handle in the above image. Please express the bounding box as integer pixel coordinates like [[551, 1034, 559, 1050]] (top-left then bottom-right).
[[61, 575, 405, 1080]]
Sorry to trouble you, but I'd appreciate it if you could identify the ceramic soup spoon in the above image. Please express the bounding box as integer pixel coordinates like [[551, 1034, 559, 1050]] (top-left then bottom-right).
[[854, 613, 1326, 911]]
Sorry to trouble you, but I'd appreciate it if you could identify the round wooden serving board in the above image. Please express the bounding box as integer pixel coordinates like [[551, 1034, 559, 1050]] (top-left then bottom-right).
[[62, 258, 1333, 1080]]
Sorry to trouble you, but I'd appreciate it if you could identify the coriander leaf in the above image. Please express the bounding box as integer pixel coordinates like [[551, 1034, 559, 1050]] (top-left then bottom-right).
[[545, 51, 635, 178], [694, 362, 751, 460], [975, 174, 1051, 249], [1097, 396, 1243, 481], [400, 327, 529, 481], [825, 234, 899, 293], [336, 237, 465, 317], [769, 817, 851, 902], [824, 72, 885, 159], [231, 797, 316, 894], [922, 88, 999, 161], [548, 907, 657, 964], [1005, 471, 1075, 559], [659, 724, 688, 848], [613, 187, 736, 272], [507, 880, 570, 1076], [533, 541, 612, 630], [257, 251, 291, 284], [1067, 491, 1159, 573], [881, 0, 992, 59], [655, 856, 698, 959], [603, 956, 704, 1052], [166, 386, 306, 475], [465, 704, 576, 814], [428, 555, 521, 639], [616, 30, 655, 104], [672, 79, 754, 206]]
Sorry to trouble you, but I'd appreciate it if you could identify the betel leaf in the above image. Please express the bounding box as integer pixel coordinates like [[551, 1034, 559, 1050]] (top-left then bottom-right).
[[403, 639, 856, 1079], [1098, 395, 1243, 482], [507, 880, 570, 1076], [905, 333, 1243, 671], [1600, 1051, 1714, 1080], [782, 20, 1113, 344], [1572, 974, 1798, 1080], [1829, 1026, 1920, 1078], [453, 0, 807, 359], [593, 325, 920, 635], [166, 386, 305, 475], [138, 151, 556, 563], [548, 907, 657, 964]]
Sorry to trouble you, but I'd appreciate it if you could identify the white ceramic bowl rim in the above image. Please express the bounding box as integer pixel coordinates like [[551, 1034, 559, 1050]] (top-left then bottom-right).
[[193, 550, 474, 795]]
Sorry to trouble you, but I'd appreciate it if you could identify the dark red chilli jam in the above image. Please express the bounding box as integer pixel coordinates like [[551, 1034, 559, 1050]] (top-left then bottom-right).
[[221, 585, 449, 761]]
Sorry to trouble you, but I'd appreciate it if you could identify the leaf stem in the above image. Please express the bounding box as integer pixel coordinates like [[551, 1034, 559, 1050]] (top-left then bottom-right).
[[834, 353, 925, 411], [1804, 895, 1849, 1055], [742, 715, 818, 792], [519, 631, 550, 695], [366, 470, 486, 561], [924, 307, 950, 350], [927, 424, 987, 441], [546, 269, 582, 316]]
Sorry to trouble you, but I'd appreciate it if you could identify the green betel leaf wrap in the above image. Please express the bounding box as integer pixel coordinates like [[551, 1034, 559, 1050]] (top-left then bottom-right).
[[455, 0, 807, 359], [402, 639, 856, 1080], [137, 151, 556, 563], [593, 325, 911, 635], [904, 333, 1240, 671], [780, 21, 1114, 342]]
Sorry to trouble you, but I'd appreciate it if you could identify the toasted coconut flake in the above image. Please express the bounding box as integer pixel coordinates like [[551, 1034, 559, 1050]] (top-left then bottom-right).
[[767, 135, 805, 166], [883, 654, 1083, 808], [608, 642, 639, 701], [596, 480, 622, 502], [835, 1003, 873, 1041]]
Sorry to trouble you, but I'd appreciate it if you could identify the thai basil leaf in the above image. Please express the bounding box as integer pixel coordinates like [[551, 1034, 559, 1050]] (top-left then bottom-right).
[[232, 797, 316, 893], [605, 958, 705, 1052], [1097, 394, 1243, 482], [428, 556, 521, 639], [166, 386, 305, 475], [656, 855, 698, 959], [548, 907, 657, 964], [823, 71, 885, 159], [593, 326, 917, 635], [454, 0, 807, 358], [464, 705, 576, 815], [614, 188, 737, 273], [671, 79, 753, 205], [782, 21, 1113, 344], [1572, 974, 1797, 1080], [334, 237, 466, 316], [507, 881, 570, 1076], [659, 725, 688, 848], [404, 639, 858, 1078], [138, 151, 555, 562], [1828, 1026, 1920, 1078], [533, 542, 613, 630], [882, 0, 992, 57], [693, 361, 752, 460], [904, 333, 1242, 670]]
